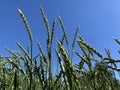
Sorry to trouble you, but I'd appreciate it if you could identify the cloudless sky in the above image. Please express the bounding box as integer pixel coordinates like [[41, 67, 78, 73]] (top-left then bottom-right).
[[0, 0, 120, 73]]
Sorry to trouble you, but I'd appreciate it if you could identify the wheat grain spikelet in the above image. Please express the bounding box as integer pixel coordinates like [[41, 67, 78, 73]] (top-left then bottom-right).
[[40, 7, 51, 45], [18, 9, 33, 43], [78, 37, 102, 58], [58, 16, 69, 45]]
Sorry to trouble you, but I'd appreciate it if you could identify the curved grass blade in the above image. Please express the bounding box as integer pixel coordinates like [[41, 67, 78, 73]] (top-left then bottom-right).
[[5, 47, 17, 57], [72, 26, 80, 49], [16, 42, 31, 60], [114, 37, 120, 45]]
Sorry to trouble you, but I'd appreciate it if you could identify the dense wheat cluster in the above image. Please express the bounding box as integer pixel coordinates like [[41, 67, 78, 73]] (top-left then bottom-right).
[[0, 7, 120, 90]]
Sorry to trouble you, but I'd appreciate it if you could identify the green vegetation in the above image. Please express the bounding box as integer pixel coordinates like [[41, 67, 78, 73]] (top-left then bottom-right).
[[0, 7, 120, 90]]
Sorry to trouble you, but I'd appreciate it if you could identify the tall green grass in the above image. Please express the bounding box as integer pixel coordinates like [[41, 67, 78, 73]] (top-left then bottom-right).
[[0, 7, 120, 90]]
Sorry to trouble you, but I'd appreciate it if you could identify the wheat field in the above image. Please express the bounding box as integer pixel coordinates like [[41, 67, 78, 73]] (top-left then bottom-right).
[[0, 7, 120, 90]]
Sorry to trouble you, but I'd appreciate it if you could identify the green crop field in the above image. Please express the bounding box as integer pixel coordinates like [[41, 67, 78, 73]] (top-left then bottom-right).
[[0, 7, 120, 90]]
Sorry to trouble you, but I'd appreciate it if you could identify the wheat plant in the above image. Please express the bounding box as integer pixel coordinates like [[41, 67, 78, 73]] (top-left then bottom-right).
[[0, 7, 120, 90]]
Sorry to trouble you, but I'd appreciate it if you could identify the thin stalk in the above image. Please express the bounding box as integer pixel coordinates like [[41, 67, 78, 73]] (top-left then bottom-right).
[[13, 70, 17, 90], [3, 68, 6, 90]]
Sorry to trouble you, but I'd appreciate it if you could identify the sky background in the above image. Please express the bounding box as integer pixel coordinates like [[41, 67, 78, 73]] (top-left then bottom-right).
[[0, 0, 120, 74]]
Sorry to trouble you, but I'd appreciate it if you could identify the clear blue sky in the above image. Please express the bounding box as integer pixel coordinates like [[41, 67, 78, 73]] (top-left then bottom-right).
[[0, 1, 120, 68]]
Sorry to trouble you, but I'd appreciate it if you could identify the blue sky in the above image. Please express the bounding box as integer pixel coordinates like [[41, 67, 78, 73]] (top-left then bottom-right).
[[0, 0, 120, 70]]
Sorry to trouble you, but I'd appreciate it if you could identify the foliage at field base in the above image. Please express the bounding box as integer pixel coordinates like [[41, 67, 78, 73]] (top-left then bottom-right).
[[0, 7, 120, 90]]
